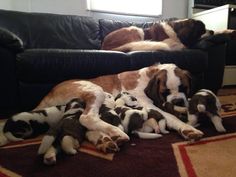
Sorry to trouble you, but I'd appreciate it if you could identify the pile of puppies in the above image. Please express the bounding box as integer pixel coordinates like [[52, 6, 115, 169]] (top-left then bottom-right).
[[0, 89, 226, 165]]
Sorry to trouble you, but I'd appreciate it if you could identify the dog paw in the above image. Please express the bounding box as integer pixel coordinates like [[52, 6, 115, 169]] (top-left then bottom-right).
[[65, 148, 78, 155], [43, 150, 57, 165], [160, 129, 170, 134], [44, 155, 57, 165], [180, 127, 204, 141], [96, 136, 119, 153], [216, 127, 227, 133]]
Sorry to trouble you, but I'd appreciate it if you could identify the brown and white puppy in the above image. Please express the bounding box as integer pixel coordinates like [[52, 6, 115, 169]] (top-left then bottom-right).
[[35, 63, 203, 150], [187, 89, 226, 133], [101, 19, 206, 52]]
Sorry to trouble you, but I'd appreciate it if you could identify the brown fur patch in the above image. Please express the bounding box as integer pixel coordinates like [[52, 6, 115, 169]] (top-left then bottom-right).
[[146, 65, 160, 78], [118, 70, 140, 90], [144, 23, 169, 41], [157, 70, 168, 93], [168, 19, 206, 48], [37, 80, 96, 112], [174, 68, 191, 94], [101, 26, 143, 50], [89, 75, 121, 93]]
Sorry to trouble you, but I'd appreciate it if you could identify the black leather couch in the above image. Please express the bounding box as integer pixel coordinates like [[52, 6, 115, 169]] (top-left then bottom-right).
[[0, 9, 227, 117]]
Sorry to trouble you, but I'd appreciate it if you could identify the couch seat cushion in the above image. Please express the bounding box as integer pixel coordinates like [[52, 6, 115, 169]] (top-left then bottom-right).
[[16, 49, 131, 83], [129, 49, 208, 72]]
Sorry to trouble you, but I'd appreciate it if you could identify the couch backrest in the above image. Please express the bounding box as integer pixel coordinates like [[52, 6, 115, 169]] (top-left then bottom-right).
[[98, 19, 154, 42], [98, 18, 178, 42], [0, 9, 101, 49]]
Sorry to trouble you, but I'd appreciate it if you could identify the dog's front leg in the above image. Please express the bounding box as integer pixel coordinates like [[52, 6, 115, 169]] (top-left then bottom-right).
[[187, 114, 200, 127], [210, 114, 226, 132]]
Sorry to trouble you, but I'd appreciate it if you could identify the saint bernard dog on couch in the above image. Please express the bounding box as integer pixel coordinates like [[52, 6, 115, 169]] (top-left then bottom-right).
[[32, 63, 204, 153], [101, 18, 206, 52]]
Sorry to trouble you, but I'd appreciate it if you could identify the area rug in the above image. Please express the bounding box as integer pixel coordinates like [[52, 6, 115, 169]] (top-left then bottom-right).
[[173, 132, 236, 177], [0, 94, 235, 177], [218, 94, 236, 117]]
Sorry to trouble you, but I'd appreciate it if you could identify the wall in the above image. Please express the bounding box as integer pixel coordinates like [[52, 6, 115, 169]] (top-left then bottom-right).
[[0, 0, 12, 10], [1, 0, 189, 22]]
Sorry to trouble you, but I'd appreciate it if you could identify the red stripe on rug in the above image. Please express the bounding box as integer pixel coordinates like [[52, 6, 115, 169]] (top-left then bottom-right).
[[178, 144, 197, 177]]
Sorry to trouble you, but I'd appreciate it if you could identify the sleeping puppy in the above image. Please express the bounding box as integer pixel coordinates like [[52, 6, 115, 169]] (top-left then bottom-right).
[[38, 98, 86, 165], [187, 89, 226, 133], [101, 19, 206, 52], [115, 91, 169, 138], [0, 98, 83, 146], [99, 92, 124, 131]]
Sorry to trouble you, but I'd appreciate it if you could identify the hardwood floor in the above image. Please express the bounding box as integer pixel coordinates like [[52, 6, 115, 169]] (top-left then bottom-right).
[[218, 86, 236, 96]]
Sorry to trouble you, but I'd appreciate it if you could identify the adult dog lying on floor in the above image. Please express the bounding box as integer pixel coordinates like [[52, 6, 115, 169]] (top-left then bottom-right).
[[35, 63, 204, 153], [101, 19, 206, 52]]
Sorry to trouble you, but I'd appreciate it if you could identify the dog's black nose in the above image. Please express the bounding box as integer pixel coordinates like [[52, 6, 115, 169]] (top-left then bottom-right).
[[171, 98, 185, 107]]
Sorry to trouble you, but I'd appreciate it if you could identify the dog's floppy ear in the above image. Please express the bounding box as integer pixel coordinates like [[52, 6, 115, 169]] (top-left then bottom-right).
[[144, 75, 159, 101], [175, 67, 192, 96], [144, 74, 164, 108], [182, 69, 192, 95]]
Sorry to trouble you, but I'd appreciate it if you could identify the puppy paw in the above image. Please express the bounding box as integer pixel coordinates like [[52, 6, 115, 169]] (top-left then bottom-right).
[[160, 129, 170, 134], [43, 147, 57, 165], [216, 127, 227, 133], [96, 136, 119, 153], [180, 127, 204, 141]]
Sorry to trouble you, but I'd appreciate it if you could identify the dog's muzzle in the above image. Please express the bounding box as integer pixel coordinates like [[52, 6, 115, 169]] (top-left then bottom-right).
[[171, 98, 185, 107], [166, 92, 188, 107]]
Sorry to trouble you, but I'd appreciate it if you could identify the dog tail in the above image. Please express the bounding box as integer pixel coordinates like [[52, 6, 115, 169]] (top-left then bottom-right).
[[197, 104, 206, 112], [38, 135, 55, 154], [133, 131, 163, 139]]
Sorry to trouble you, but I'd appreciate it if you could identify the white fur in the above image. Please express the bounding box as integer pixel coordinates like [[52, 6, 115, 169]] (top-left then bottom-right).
[[61, 135, 79, 155], [4, 132, 24, 142], [210, 115, 226, 132], [133, 131, 163, 139], [38, 135, 55, 154], [113, 39, 185, 52]]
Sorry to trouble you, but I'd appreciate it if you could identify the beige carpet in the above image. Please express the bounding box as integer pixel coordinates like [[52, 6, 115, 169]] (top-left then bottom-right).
[[173, 133, 236, 177]]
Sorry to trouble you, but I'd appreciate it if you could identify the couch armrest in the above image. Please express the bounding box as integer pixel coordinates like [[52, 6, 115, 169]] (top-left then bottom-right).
[[194, 34, 228, 93], [0, 27, 24, 52], [194, 33, 229, 50]]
